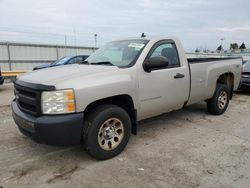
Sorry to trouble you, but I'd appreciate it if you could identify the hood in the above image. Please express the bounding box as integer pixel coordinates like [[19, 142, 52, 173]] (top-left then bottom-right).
[[19, 64, 120, 86]]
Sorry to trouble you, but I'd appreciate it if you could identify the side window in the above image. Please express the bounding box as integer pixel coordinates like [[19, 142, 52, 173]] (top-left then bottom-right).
[[68, 57, 82, 64], [149, 43, 180, 67], [68, 58, 76, 64], [75, 57, 84, 64]]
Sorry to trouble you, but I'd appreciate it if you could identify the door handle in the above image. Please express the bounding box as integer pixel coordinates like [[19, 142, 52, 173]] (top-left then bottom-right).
[[174, 73, 185, 79]]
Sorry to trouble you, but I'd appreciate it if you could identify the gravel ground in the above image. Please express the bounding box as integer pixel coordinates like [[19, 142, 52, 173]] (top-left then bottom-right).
[[0, 83, 250, 188]]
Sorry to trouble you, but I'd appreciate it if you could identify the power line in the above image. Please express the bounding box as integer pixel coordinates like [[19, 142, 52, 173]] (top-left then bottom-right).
[[0, 30, 107, 46]]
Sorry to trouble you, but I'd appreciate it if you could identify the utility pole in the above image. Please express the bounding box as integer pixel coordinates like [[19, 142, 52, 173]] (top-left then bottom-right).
[[220, 38, 225, 51], [64, 35, 67, 56], [73, 29, 77, 55], [7, 43, 12, 71], [94, 34, 97, 49]]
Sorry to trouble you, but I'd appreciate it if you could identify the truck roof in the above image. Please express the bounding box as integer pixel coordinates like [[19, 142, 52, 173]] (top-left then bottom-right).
[[112, 36, 179, 42]]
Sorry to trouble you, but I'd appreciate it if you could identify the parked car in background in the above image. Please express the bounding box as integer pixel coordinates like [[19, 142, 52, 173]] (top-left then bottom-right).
[[33, 55, 89, 70], [0, 66, 4, 85], [238, 60, 250, 90]]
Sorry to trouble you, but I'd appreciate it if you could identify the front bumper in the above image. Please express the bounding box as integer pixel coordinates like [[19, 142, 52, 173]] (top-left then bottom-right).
[[12, 100, 84, 145], [0, 76, 4, 85]]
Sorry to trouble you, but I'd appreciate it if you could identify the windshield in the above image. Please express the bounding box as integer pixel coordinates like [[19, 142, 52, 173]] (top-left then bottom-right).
[[52, 56, 72, 65], [86, 39, 149, 67], [243, 61, 250, 70]]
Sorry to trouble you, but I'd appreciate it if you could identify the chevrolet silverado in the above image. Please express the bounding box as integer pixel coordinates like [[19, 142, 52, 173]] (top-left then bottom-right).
[[12, 37, 242, 160]]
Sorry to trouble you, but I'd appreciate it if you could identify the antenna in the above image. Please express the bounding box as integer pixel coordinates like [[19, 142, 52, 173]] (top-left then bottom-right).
[[141, 33, 146, 38]]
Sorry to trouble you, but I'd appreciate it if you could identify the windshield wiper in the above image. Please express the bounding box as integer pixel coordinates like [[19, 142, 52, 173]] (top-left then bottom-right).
[[90, 61, 114, 66]]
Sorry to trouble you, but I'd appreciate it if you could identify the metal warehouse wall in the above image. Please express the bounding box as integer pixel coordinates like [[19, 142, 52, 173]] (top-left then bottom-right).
[[1, 42, 249, 71], [0, 42, 96, 71]]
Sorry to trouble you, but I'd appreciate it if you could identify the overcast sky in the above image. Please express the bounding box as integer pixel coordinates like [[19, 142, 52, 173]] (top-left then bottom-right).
[[0, 0, 249, 51]]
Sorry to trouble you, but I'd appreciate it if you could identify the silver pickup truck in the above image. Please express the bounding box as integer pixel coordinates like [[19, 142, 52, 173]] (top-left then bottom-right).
[[12, 37, 242, 160]]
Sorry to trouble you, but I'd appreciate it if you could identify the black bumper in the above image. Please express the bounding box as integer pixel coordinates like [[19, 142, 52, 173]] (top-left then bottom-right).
[[238, 78, 250, 90], [239, 83, 250, 90], [11, 101, 84, 145], [0, 76, 4, 85]]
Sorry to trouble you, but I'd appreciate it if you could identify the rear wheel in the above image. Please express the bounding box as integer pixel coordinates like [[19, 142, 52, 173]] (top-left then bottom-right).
[[82, 105, 131, 160], [207, 84, 229, 115]]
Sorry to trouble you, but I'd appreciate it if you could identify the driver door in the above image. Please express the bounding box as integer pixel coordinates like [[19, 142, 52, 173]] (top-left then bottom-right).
[[138, 40, 189, 120]]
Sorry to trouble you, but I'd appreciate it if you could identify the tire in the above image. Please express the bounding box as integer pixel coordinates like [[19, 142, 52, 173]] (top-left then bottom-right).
[[82, 105, 131, 160], [207, 84, 229, 115]]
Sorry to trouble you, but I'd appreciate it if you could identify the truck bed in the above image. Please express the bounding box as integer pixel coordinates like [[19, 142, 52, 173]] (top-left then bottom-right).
[[186, 57, 242, 106]]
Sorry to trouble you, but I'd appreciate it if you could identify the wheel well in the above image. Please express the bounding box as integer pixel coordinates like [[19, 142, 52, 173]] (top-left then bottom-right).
[[217, 73, 234, 99], [84, 95, 137, 135]]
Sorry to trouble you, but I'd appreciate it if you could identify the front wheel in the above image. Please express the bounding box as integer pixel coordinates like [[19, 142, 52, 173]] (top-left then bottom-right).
[[82, 105, 131, 160], [207, 84, 229, 115]]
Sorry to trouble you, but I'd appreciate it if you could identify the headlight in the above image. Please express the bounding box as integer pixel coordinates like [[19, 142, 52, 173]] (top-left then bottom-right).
[[41, 89, 76, 114]]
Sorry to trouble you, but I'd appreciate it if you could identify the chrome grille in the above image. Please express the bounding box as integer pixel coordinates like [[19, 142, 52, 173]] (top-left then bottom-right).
[[14, 83, 41, 116]]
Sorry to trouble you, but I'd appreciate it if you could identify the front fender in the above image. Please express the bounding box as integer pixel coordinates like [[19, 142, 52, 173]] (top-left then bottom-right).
[[74, 74, 137, 112]]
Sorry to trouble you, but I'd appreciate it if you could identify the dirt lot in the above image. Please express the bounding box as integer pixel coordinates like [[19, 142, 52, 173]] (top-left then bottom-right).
[[0, 83, 250, 188]]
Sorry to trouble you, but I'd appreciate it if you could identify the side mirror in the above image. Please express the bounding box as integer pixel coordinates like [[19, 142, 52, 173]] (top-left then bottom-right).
[[143, 56, 169, 72]]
